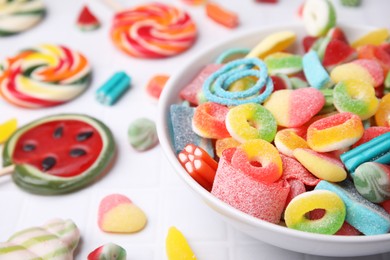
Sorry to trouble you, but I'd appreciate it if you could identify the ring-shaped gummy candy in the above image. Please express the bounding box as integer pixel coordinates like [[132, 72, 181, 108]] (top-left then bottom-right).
[[226, 103, 277, 143], [215, 48, 250, 64], [333, 79, 379, 120], [202, 58, 273, 106], [284, 190, 346, 235]]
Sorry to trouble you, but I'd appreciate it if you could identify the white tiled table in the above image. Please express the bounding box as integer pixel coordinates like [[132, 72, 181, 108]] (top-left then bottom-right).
[[1, 0, 390, 259]]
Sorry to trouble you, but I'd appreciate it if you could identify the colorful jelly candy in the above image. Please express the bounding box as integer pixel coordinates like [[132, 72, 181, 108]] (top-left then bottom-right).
[[166, 227, 196, 260], [96, 71, 131, 106], [274, 128, 309, 157], [145, 74, 169, 101], [128, 118, 158, 152], [205, 2, 239, 28], [322, 39, 357, 70], [315, 180, 390, 235], [111, 3, 197, 58], [302, 0, 336, 37], [263, 87, 325, 127], [306, 112, 364, 152], [211, 147, 289, 223], [246, 31, 296, 59], [375, 93, 390, 126], [215, 137, 241, 158], [226, 102, 277, 142], [333, 79, 379, 120], [76, 5, 100, 31], [178, 144, 218, 191], [192, 102, 230, 139], [351, 28, 390, 49], [281, 155, 320, 186], [98, 194, 147, 233], [88, 243, 127, 260], [0, 118, 17, 144], [264, 52, 303, 75], [352, 162, 390, 203], [2, 114, 116, 195], [284, 190, 346, 234], [352, 126, 390, 148], [0, 44, 91, 108], [0, 219, 79, 259], [302, 50, 333, 89]]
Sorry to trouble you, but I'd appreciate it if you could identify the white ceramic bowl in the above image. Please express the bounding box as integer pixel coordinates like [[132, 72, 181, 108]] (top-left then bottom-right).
[[157, 23, 390, 257]]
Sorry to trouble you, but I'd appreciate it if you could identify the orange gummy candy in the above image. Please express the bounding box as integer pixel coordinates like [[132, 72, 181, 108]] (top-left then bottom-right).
[[205, 2, 239, 28]]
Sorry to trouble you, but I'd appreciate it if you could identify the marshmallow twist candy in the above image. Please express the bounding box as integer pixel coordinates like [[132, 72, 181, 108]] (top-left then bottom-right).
[[0, 44, 91, 108], [0, 0, 46, 36], [111, 3, 197, 58]]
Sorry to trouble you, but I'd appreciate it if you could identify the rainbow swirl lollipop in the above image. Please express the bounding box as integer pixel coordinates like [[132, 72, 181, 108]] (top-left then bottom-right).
[[0, 44, 91, 108], [0, 0, 46, 36], [111, 2, 197, 58]]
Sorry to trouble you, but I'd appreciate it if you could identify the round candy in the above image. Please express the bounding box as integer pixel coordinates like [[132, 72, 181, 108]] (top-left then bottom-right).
[[302, 0, 336, 37], [111, 3, 197, 58], [264, 52, 303, 75], [0, 0, 46, 36], [128, 118, 158, 151], [0, 44, 91, 108], [2, 114, 116, 195], [88, 243, 126, 260], [284, 190, 346, 235], [333, 79, 379, 120], [226, 102, 277, 143]]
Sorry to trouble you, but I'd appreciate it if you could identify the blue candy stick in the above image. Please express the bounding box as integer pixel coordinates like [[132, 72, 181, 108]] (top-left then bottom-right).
[[96, 71, 131, 106]]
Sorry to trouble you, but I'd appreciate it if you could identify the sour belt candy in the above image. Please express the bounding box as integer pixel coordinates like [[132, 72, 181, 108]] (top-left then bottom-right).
[[96, 71, 131, 106], [0, 219, 80, 259], [2, 114, 116, 195], [0, 0, 46, 36], [0, 44, 91, 108], [111, 3, 197, 58]]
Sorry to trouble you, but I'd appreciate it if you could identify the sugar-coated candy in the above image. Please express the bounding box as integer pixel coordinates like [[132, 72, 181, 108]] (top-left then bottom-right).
[[352, 162, 390, 203], [352, 126, 390, 148], [0, 219, 79, 259], [264, 52, 303, 75], [281, 155, 320, 187], [96, 71, 131, 106], [76, 5, 100, 31], [0, 118, 17, 144], [274, 128, 309, 157], [231, 139, 283, 183], [302, 0, 336, 37], [205, 2, 239, 28], [145, 74, 169, 101], [246, 31, 296, 59], [375, 93, 390, 127], [340, 132, 390, 173], [351, 28, 390, 49], [169, 104, 214, 157], [0, 0, 46, 36], [285, 178, 306, 207], [382, 200, 390, 214], [333, 79, 379, 120], [271, 73, 293, 90], [293, 148, 347, 182], [0, 44, 91, 108], [180, 64, 223, 106], [263, 88, 325, 127], [315, 180, 390, 235], [285, 190, 346, 234], [322, 39, 357, 70], [3, 114, 116, 195], [166, 227, 196, 260], [330, 59, 384, 88], [226, 102, 277, 143], [215, 48, 250, 64], [192, 102, 230, 139], [128, 118, 158, 151], [302, 50, 333, 89], [88, 243, 126, 260], [202, 58, 273, 106], [212, 148, 289, 223], [357, 45, 390, 75], [340, 0, 361, 7], [178, 144, 218, 191], [306, 112, 364, 152], [98, 194, 147, 233], [111, 3, 197, 58], [215, 137, 240, 158]]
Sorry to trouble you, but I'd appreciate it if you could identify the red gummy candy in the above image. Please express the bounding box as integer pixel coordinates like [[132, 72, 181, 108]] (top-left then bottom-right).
[[323, 39, 357, 69]]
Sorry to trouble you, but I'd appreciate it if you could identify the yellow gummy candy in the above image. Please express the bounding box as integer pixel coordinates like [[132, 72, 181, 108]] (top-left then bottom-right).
[[246, 31, 296, 59], [166, 227, 197, 260], [0, 118, 17, 144], [351, 28, 390, 48]]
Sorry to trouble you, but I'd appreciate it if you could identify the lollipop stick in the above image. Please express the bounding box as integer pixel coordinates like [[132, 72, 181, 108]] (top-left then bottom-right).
[[100, 0, 124, 12], [0, 164, 15, 177]]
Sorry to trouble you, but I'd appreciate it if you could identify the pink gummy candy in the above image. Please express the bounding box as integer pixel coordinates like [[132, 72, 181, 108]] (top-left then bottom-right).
[[280, 154, 320, 186], [211, 148, 290, 223]]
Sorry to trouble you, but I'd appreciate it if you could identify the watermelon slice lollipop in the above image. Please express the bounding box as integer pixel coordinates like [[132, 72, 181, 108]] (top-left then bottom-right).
[[1, 114, 116, 195]]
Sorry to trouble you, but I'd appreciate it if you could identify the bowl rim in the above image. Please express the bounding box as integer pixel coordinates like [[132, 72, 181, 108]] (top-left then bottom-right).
[[157, 22, 390, 244]]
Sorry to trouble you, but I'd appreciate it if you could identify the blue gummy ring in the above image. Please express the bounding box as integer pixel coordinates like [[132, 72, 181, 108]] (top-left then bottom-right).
[[215, 48, 250, 64]]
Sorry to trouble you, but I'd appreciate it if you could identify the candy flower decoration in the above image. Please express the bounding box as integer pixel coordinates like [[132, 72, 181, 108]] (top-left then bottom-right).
[[0, 0, 46, 36], [110, 2, 197, 58], [0, 44, 91, 108], [1, 114, 116, 195]]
